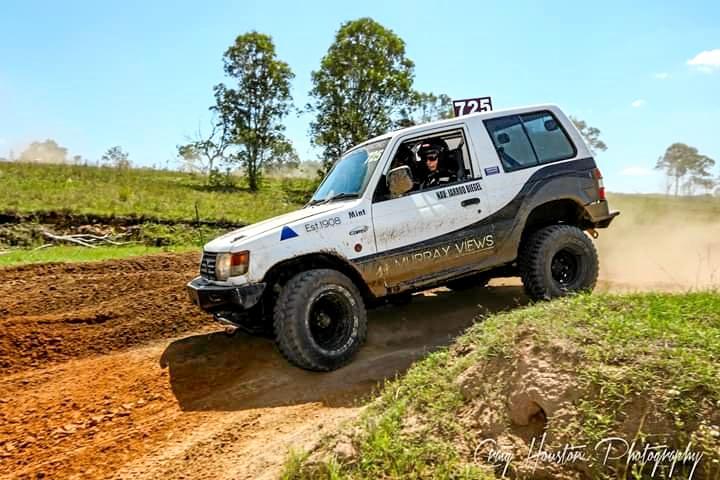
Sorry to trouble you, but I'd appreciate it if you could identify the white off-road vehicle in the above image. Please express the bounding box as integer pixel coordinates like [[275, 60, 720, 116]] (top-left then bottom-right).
[[187, 104, 618, 371]]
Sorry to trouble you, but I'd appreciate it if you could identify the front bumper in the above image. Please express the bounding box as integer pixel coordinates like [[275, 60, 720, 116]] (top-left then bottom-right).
[[186, 276, 266, 313]]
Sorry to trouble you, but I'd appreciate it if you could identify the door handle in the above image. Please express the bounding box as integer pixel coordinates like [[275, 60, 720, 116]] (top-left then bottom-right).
[[349, 225, 369, 235], [461, 197, 480, 207]]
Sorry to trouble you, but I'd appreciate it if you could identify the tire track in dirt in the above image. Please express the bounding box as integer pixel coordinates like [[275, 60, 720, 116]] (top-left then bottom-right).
[[0, 253, 533, 479], [0, 253, 207, 373]]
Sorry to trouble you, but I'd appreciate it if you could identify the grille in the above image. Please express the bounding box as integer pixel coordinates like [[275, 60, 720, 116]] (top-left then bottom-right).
[[200, 251, 217, 279]]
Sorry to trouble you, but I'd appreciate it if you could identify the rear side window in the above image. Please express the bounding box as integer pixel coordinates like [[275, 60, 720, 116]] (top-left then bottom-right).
[[485, 111, 576, 172], [521, 111, 576, 163]]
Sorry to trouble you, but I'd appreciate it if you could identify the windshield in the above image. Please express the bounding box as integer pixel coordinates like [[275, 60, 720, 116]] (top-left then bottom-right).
[[309, 139, 389, 205]]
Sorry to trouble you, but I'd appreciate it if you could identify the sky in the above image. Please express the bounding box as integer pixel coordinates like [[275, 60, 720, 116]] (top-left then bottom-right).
[[1, 0, 718, 193]]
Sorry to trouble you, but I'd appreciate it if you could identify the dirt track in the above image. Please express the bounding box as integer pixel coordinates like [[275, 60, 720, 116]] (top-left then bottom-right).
[[0, 253, 541, 479]]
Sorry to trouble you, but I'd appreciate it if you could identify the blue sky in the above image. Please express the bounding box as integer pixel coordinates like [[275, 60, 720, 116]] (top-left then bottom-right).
[[1, 0, 718, 193]]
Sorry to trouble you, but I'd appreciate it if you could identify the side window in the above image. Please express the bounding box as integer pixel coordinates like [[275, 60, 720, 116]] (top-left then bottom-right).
[[520, 111, 576, 163], [485, 111, 576, 172], [485, 115, 538, 172], [374, 129, 475, 202]]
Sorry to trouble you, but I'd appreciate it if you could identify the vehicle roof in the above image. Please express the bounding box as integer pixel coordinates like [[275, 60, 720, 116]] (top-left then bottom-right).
[[357, 103, 562, 148]]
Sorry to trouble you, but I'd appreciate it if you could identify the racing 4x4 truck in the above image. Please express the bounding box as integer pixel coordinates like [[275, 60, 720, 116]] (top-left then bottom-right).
[[187, 104, 619, 371]]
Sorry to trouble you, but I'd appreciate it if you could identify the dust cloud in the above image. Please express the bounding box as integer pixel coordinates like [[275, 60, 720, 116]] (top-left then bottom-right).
[[596, 195, 720, 290]]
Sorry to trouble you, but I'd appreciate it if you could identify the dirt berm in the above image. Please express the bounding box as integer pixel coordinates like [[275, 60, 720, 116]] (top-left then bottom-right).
[[0, 252, 533, 479]]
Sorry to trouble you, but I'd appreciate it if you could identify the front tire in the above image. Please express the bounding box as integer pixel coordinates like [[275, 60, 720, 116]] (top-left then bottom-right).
[[520, 225, 598, 300], [273, 269, 367, 371]]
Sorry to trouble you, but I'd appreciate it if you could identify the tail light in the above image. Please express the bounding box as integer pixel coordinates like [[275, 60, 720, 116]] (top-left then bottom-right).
[[592, 168, 606, 201]]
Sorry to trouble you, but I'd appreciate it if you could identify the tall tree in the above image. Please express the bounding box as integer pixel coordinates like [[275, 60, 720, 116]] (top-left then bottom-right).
[[396, 92, 453, 127], [213, 32, 294, 191], [18, 139, 68, 164], [309, 18, 415, 172], [570, 117, 607, 154], [655, 143, 716, 196], [264, 139, 301, 172]]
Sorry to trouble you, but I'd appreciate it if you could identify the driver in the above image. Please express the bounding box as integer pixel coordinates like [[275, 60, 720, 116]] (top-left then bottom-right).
[[419, 142, 455, 189]]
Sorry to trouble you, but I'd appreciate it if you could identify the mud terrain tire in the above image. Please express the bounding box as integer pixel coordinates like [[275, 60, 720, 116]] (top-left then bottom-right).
[[520, 225, 598, 300], [273, 269, 367, 371]]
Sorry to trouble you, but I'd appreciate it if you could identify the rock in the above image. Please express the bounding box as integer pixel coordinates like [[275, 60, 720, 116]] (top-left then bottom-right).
[[88, 415, 105, 426], [333, 438, 357, 462]]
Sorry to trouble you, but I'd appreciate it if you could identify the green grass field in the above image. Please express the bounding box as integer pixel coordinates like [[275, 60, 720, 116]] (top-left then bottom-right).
[[0, 161, 316, 223], [608, 192, 720, 223], [285, 292, 720, 479], [0, 244, 198, 267], [0, 161, 318, 265]]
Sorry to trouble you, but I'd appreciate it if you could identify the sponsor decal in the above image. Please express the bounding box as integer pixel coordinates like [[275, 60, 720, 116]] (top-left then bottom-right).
[[388, 234, 495, 268], [484, 166, 500, 176], [348, 208, 366, 219], [280, 226, 298, 241], [435, 181, 482, 200], [305, 216, 342, 233]]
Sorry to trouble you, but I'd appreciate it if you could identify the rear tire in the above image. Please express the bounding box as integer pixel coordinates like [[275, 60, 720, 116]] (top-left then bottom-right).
[[519, 225, 598, 300], [273, 269, 367, 371]]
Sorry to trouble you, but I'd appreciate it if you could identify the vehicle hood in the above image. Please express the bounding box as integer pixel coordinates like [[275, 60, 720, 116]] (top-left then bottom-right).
[[204, 202, 346, 251]]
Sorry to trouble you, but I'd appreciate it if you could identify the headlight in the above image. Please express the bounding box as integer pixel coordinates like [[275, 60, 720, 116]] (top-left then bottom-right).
[[215, 251, 250, 280]]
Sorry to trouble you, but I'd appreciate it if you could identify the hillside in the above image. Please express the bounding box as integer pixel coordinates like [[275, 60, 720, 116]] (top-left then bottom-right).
[[0, 161, 316, 265], [0, 161, 315, 223], [285, 292, 720, 479]]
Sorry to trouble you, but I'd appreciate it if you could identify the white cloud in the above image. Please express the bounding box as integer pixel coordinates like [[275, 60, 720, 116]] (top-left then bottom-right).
[[653, 72, 669, 80], [631, 99, 646, 108], [621, 166, 654, 177], [687, 49, 720, 73]]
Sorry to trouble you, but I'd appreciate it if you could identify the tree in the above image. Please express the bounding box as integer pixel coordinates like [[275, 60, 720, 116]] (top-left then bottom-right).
[[213, 32, 294, 191], [264, 139, 301, 173], [309, 18, 415, 173], [569, 117, 607, 154], [102, 146, 131, 169], [177, 119, 231, 176], [18, 139, 68, 164], [396, 92, 453, 128], [655, 143, 716, 196]]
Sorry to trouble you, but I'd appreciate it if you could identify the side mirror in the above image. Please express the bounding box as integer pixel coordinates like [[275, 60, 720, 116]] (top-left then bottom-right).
[[386, 166, 414, 197], [497, 132, 510, 144]]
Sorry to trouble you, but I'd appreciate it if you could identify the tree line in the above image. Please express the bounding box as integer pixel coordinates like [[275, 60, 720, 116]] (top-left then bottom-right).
[[655, 143, 716, 196], [178, 17, 620, 192]]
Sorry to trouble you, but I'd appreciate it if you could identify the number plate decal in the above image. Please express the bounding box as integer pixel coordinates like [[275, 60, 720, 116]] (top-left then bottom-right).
[[452, 96, 493, 116]]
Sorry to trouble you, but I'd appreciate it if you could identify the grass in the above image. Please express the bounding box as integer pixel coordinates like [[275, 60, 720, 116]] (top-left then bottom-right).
[[285, 292, 720, 479], [0, 244, 198, 267], [0, 161, 319, 267], [0, 161, 317, 223], [607, 192, 720, 223]]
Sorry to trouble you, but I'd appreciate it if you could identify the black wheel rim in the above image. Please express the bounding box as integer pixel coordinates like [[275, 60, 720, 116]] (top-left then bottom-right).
[[551, 249, 580, 287], [308, 290, 354, 352]]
